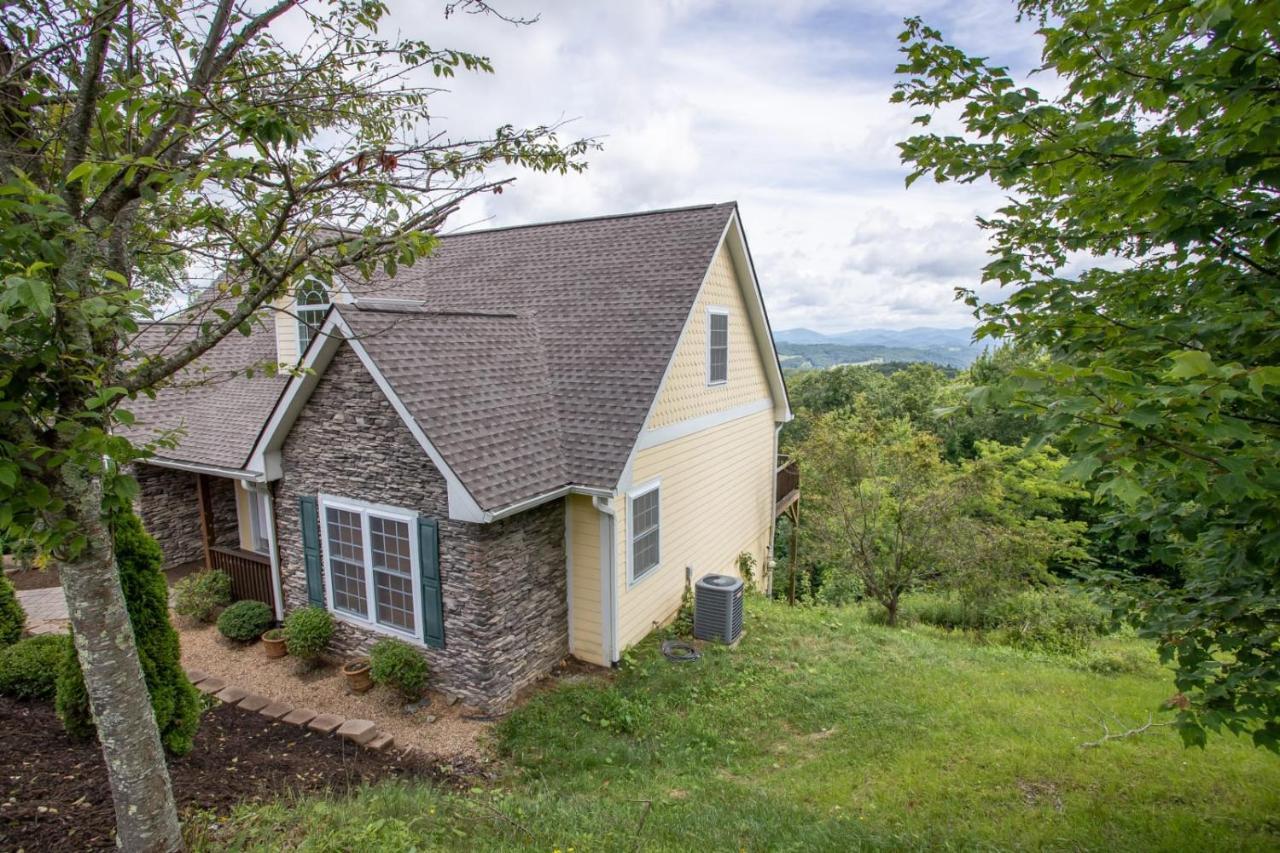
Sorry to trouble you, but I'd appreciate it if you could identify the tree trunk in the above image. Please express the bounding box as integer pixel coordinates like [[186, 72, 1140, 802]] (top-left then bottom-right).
[[885, 595, 899, 627], [55, 462, 182, 852]]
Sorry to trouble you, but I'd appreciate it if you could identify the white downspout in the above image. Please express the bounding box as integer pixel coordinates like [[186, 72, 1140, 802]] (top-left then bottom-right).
[[262, 486, 285, 621], [593, 495, 619, 664]]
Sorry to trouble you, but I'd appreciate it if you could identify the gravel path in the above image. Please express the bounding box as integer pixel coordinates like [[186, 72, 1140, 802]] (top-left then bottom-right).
[[177, 620, 492, 760]]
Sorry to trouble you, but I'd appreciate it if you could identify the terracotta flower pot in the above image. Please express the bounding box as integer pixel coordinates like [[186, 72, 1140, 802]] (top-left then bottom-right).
[[261, 629, 287, 659], [342, 658, 373, 693]]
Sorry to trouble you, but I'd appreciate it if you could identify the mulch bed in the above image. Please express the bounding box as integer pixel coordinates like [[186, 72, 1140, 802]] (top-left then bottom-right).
[[0, 696, 483, 851]]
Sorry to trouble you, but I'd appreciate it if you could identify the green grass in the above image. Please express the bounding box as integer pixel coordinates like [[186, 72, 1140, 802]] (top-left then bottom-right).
[[200, 599, 1280, 851]]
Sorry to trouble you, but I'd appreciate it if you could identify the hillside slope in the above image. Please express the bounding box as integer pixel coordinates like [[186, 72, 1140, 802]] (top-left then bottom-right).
[[203, 600, 1280, 851]]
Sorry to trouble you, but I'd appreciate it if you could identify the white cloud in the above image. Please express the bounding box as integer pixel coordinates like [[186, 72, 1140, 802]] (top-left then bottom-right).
[[379, 0, 1047, 330]]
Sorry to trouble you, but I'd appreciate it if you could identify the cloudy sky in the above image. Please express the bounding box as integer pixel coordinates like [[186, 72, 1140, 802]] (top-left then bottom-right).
[[378, 0, 1048, 332]]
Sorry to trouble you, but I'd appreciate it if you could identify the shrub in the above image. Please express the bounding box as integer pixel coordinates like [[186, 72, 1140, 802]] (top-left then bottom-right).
[[0, 574, 24, 647], [56, 513, 203, 755], [173, 570, 232, 622], [283, 607, 333, 660], [900, 588, 1109, 656], [736, 551, 758, 595], [0, 634, 69, 701], [369, 638, 429, 699], [217, 600, 273, 643]]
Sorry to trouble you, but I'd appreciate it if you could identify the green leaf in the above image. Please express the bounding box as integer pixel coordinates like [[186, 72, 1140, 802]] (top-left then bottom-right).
[[1167, 350, 1213, 379]]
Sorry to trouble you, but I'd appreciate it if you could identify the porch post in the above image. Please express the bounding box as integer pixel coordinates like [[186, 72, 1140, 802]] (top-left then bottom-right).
[[194, 472, 213, 571]]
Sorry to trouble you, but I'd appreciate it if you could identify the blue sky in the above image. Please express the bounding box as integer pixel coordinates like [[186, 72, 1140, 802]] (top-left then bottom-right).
[[379, 0, 1049, 331]]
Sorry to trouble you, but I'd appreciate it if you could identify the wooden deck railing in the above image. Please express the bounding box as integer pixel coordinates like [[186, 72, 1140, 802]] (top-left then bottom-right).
[[209, 545, 275, 612], [776, 456, 800, 516]]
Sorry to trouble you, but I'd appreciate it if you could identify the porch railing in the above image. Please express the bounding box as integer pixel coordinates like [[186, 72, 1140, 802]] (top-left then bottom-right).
[[209, 545, 275, 613], [776, 456, 800, 516]]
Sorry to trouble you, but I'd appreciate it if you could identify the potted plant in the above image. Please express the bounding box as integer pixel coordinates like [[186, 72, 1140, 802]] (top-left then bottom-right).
[[261, 627, 286, 658], [342, 657, 373, 693]]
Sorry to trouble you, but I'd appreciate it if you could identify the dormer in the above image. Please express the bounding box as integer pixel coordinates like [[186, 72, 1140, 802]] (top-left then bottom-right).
[[273, 278, 351, 366]]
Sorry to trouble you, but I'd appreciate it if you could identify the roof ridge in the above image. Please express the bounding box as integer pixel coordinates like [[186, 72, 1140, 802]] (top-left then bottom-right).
[[437, 201, 735, 239]]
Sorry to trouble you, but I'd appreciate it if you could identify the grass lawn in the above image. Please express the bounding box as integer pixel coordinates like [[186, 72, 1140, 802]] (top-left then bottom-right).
[[200, 598, 1280, 851]]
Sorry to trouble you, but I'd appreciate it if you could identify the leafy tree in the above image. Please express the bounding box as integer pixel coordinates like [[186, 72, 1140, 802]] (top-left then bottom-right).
[[57, 511, 202, 755], [895, 0, 1280, 749], [800, 415, 970, 626], [0, 0, 588, 845]]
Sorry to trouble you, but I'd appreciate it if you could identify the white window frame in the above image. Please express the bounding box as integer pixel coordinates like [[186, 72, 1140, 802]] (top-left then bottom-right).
[[238, 481, 271, 555], [295, 279, 330, 359], [706, 306, 729, 387], [626, 479, 662, 588], [317, 494, 423, 644]]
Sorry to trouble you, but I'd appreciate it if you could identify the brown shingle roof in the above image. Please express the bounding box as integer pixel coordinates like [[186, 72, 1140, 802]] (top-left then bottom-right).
[[123, 202, 738, 508], [123, 318, 288, 471]]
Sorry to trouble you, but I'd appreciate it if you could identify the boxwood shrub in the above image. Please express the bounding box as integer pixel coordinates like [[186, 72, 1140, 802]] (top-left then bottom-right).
[[0, 634, 70, 701], [369, 637, 429, 699], [217, 600, 273, 643], [0, 574, 24, 647], [172, 570, 232, 622], [283, 607, 334, 661]]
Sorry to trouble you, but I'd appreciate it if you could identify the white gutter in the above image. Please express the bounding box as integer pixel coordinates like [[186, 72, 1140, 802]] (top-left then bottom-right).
[[593, 495, 620, 664], [484, 484, 614, 522], [144, 457, 265, 483]]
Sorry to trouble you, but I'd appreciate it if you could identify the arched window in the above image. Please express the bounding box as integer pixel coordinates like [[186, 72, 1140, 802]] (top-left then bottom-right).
[[295, 280, 329, 358]]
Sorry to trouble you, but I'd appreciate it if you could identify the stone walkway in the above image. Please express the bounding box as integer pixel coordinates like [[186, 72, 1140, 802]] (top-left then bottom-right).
[[16, 586, 69, 635]]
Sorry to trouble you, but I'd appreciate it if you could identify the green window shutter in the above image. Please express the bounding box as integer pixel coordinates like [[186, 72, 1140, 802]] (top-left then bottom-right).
[[418, 516, 444, 648], [299, 496, 323, 607]]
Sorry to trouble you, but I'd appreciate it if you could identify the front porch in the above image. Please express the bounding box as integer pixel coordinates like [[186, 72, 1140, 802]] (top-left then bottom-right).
[[136, 463, 278, 615]]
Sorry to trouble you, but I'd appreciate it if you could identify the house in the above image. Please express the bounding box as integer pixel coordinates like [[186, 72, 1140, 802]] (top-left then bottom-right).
[[125, 203, 796, 710]]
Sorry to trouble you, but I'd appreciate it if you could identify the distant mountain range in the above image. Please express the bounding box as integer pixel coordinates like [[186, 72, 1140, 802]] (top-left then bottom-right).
[[772, 326, 984, 370]]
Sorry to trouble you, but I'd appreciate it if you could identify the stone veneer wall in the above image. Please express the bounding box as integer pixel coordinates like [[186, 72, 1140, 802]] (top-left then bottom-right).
[[135, 464, 203, 569], [207, 476, 240, 549], [272, 344, 568, 710]]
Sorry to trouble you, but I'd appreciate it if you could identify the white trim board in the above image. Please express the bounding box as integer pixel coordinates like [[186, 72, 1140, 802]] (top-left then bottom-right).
[[247, 310, 488, 522], [614, 209, 791, 492], [143, 457, 265, 483], [634, 397, 772, 452]]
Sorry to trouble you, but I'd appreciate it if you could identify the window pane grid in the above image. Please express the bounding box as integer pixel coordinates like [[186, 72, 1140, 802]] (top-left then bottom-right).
[[325, 507, 368, 616], [631, 488, 660, 579], [709, 312, 729, 383], [374, 570, 416, 632], [323, 503, 420, 637]]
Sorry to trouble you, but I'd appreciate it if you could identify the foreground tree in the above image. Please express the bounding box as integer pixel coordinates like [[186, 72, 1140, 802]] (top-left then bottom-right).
[[895, 0, 1279, 749], [58, 510, 202, 755], [0, 0, 588, 847]]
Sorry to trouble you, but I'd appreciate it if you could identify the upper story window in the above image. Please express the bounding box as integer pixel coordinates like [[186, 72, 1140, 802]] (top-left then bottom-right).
[[707, 308, 729, 385], [629, 483, 661, 584], [295, 280, 329, 358]]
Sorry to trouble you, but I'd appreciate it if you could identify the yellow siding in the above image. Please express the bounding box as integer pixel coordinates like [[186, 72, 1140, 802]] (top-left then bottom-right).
[[567, 494, 607, 666], [614, 407, 776, 651], [273, 286, 350, 366], [234, 482, 255, 551], [648, 243, 771, 429]]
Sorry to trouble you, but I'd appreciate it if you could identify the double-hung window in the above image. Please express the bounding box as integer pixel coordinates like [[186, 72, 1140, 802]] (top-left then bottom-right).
[[707, 308, 729, 385], [295, 280, 330, 358], [629, 483, 661, 584], [320, 496, 419, 639]]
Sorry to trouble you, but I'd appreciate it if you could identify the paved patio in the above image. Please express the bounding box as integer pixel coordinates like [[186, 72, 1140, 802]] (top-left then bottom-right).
[[16, 585, 69, 635]]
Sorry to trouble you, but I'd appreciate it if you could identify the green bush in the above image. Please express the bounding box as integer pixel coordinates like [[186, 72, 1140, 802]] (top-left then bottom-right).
[[0, 634, 69, 700], [172, 570, 232, 622], [217, 600, 273, 643], [369, 637, 429, 699], [0, 574, 23, 647], [283, 607, 333, 660], [56, 513, 203, 755]]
